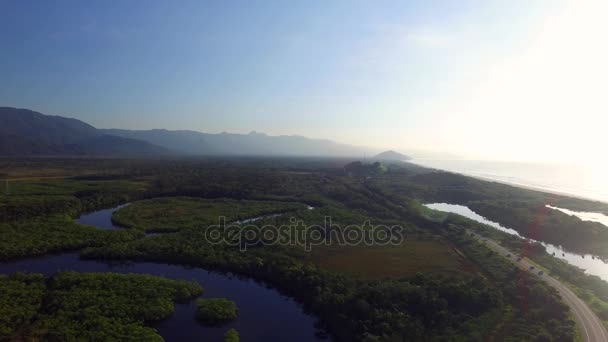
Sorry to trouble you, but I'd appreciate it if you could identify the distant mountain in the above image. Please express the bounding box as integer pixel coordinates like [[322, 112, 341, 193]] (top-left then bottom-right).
[[0, 107, 168, 156], [101, 129, 368, 157], [373, 150, 411, 161], [1, 106, 373, 157], [70, 135, 168, 156], [101, 129, 209, 155]]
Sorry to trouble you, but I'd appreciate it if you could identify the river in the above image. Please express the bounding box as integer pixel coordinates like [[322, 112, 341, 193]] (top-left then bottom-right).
[[0, 205, 326, 342], [425, 202, 608, 282]]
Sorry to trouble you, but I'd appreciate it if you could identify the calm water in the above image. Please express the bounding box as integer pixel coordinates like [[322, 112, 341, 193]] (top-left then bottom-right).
[[1, 205, 325, 342], [547, 205, 608, 228], [75, 204, 129, 229], [425, 203, 608, 282], [410, 159, 608, 203]]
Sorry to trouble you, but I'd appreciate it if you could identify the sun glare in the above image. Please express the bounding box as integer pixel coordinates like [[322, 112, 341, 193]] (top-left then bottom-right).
[[441, 0, 608, 164]]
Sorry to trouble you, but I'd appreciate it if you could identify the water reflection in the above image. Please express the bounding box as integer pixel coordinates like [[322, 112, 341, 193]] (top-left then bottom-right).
[[425, 203, 608, 282], [0, 253, 324, 342], [1, 204, 326, 342], [546, 205, 608, 228], [75, 204, 129, 230]]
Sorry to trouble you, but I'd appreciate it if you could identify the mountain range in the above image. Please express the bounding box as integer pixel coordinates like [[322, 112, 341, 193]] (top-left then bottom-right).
[[0, 107, 378, 157]]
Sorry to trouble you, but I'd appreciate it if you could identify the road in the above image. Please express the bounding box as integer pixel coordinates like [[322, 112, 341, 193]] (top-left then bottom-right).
[[472, 233, 608, 342]]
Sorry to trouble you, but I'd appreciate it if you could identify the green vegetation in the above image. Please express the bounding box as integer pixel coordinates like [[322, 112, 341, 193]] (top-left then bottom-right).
[[1, 157, 599, 341], [0, 177, 149, 221], [469, 200, 608, 255], [344, 161, 386, 176], [435, 208, 608, 330], [441, 224, 574, 340], [0, 273, 45, 338], [368, 166, 608, 257], [113, 196, 308, 232], [79, 215, 574, 340], [0, 215, 142, 261], [309, 239, 471, 280], [224, 328, 239, 342], [0, 175, 150, 260], [196, 298, 238, 325], [0, 272, 202, 341]]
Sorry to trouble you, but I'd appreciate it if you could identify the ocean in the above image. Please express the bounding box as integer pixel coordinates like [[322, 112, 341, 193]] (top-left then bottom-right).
[[408, 159, 608, 204]]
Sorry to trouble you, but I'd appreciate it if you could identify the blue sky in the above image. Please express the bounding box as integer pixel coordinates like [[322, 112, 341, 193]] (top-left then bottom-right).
[[5, 0, 605, 162]]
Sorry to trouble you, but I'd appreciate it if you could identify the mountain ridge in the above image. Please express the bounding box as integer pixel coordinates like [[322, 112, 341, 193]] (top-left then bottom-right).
[[101, 128, 369, 156], [0, 107, 168, 156], [0, 107, 377, 157]]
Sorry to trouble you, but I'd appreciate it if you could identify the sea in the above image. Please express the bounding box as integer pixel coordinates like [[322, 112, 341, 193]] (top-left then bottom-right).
[[408, 159, 608, 204]]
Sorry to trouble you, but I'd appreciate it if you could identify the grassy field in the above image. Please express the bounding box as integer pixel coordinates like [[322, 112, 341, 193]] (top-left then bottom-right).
[[308, 238, 473, 280]]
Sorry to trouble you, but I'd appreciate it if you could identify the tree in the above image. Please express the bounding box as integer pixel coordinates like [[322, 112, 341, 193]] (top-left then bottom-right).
[[224, 328, 239, 342], [196, 298, 238, 325]]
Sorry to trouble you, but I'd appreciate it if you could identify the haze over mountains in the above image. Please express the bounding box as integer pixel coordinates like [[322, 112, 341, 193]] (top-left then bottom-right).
[[0, 107, 380, 157], [101, 128, 367, 157], [0, 107, 168, 156], [372, 150, 411, 161]]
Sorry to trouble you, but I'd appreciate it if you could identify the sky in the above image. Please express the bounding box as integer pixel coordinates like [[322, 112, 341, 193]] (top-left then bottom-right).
[[1, 0, 606, 163]]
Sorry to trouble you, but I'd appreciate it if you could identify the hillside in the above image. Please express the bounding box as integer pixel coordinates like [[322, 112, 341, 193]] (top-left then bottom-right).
[[373, 150, 411, 161], [0, 107, 168, 156]]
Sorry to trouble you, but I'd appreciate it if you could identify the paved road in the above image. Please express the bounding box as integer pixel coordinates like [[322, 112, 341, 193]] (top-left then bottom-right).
[[472, 233, 608, 342]]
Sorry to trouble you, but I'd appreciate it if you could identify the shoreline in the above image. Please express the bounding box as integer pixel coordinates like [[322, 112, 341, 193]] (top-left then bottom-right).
[[406, 160, 608, 206]]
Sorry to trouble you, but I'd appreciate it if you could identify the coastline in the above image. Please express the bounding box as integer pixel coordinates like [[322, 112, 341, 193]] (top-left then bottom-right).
[[406, 160, 608, 206]]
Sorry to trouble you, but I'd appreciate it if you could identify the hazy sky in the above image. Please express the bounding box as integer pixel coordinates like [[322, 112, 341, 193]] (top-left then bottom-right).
[[1, 0, 606, 162]]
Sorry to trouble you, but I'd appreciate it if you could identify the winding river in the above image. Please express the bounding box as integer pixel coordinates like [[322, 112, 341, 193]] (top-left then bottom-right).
[[425, 202, 608, 282], [0, 205, 326, 342]]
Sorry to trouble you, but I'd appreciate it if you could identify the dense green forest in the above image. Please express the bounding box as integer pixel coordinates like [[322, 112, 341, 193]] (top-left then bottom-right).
[[0, 272, 202, 341], [0, 273, 45, 337], [224, 328, 239, 342], [196, 298, 238, 325], [0, 215, 142, 261], [1, 157, 606, 340]]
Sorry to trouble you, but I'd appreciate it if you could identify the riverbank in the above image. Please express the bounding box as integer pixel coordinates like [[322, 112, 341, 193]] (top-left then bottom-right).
[[1, 204, 325, 342], [424, 202, 608, 281]]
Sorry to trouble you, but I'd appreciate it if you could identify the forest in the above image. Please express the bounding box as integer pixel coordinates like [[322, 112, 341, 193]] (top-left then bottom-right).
[[0, 157, 603, 341], [196, 298, 238, 325], [0, 272, 202, 340]]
